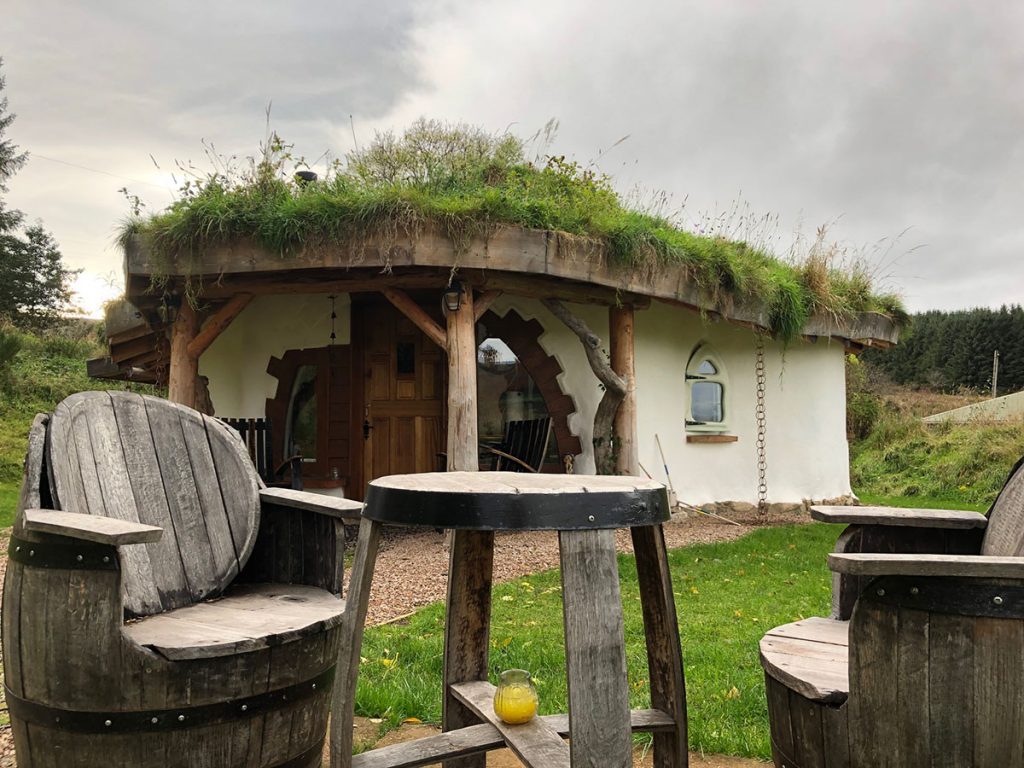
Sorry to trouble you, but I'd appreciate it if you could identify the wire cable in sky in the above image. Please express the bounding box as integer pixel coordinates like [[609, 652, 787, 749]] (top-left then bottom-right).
[[29, 153, 174, 192]]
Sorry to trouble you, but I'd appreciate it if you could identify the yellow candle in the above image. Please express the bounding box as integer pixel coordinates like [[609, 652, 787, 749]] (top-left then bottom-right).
[[493, 669, 539, 725]]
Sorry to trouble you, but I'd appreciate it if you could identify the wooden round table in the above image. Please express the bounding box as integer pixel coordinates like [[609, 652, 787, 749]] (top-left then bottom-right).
[[334, 472, 688, 768]]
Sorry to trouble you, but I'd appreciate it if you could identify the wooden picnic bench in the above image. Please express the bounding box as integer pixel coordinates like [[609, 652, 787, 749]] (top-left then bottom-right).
[[2, 391, 368, 768], [336, 472, 688, 768], [760, 456, 1024, 767]]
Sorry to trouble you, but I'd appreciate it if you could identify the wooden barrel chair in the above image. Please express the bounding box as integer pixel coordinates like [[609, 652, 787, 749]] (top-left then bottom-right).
[[760, 457, 1024, 767], [2, 391, 368, 768]]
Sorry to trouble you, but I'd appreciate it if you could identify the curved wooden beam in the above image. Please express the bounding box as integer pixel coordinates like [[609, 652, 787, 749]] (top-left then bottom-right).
[[542, 298, 626, 475]]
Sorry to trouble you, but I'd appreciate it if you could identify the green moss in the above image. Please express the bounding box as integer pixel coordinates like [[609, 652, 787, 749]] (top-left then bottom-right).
[[125, 119, 904, 340]]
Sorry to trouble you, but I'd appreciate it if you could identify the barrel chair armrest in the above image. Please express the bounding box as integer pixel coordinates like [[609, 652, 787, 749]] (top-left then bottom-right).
[[258, 488, 363, 522], [823, 507, 988, 620], [240, 491, 362, 594], [812, 505, 987, 530], [829, 552, 1024, 579], [22, 508, 163, 545]]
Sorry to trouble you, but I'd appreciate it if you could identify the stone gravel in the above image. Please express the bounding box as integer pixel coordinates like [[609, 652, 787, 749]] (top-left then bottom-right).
[[353, 509, 806, 626]]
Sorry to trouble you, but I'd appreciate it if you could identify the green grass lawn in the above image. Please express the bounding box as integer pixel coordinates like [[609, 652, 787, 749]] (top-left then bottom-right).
[[856, 492, 987, 513], [357, 523, 838, 759], [0, 481, 17, 529]]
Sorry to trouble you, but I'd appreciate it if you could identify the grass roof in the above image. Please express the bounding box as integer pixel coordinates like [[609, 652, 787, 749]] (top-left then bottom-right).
[[121, 119, 906, 341]]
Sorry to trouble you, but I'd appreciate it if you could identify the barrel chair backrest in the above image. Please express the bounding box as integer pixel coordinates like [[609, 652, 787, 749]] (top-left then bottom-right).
[[980, 456, 1024, 557], [45, 391, 261, 617]]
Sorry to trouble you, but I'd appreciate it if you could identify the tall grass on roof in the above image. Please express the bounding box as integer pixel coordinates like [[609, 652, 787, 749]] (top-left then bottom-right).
[[121, 119, 905, 340]]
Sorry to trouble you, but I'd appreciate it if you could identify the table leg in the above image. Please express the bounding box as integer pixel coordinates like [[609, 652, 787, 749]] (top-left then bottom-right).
[[632, 524, 688, 768], [331, 517, 383, 768], [442, 529, 495, 768], [560, 529, 633, 768]]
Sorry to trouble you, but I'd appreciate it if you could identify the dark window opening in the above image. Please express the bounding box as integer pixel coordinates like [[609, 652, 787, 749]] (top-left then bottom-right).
[[396, 341, 416, 376], [285, 364, 318, 460], [477, 337, 555, 464]]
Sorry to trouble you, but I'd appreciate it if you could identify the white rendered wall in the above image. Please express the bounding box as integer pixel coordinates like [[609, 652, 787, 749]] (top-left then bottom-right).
[[486, 296, 852, 504], [633, 301, 852, 505], [199, 294, 351, 418], [200, 292, 851, 503]]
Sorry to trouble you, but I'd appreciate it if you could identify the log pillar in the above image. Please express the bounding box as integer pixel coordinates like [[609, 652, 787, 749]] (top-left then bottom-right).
[[168, 293, 253, 410], [167, 300, 199, 407], [445, 286, 479, 472], [610, 304, 638, 476], [442, 285, 487, 768]]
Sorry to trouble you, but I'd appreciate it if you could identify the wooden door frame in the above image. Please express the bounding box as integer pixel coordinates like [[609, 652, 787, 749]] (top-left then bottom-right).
[[349, 293, 449, 499], [349, 302, 367, 499]]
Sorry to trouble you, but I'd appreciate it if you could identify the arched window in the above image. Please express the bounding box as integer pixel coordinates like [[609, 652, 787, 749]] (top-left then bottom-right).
[[686, 344, 728, 432]]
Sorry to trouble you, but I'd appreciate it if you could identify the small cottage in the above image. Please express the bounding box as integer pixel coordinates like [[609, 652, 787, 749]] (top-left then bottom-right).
[[90, 126, 901, 510]]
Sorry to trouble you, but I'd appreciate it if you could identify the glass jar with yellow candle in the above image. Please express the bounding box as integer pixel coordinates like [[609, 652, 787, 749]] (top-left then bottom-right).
[[493, 669, 539, 725]]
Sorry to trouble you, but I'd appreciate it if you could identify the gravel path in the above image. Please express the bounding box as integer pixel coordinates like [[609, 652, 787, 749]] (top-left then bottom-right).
[[355, 510, 804, 626], [0, 510, 805, 765]]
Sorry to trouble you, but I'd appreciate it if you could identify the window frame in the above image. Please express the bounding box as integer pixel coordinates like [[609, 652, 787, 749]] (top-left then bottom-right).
[[685, 344, 729, 433]]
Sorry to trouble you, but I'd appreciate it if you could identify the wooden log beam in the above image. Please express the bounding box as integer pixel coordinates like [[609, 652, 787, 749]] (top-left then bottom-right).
[[187, 293, 253, 359], [382, 287, 447, 349], [167, 300, 199, 407], [445, 287, 478, 472], [542, 298, 626, 475], [137, 269, 648, 309], [473, 290, 502, 321], [610, 305, 638, 476]]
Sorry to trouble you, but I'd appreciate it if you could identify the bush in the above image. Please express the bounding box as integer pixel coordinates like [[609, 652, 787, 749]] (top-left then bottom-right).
[[0, 320, 22, 381], [846, 392, 880, 440]]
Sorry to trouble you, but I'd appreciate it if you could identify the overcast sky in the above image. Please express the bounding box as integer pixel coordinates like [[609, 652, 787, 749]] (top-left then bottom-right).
[[3, 0, 1022, 315]]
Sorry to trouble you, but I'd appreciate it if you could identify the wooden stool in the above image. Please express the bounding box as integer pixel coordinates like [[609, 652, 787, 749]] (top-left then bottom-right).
[[333, 472, 688, 768]]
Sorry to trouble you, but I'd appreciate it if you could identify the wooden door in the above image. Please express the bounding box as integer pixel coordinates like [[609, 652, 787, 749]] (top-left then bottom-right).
[[355, 299, 445, 492]]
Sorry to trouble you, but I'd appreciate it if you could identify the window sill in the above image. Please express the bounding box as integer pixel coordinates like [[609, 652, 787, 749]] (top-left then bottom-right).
[[686, 434, 738, 444]]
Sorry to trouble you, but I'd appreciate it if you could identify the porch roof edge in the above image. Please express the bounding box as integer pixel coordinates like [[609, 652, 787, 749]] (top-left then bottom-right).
[[121, 226, 900, 346]]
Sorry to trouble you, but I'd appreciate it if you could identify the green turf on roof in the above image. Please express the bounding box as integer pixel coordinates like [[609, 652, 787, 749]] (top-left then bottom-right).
[[121, 119, 905, 341]]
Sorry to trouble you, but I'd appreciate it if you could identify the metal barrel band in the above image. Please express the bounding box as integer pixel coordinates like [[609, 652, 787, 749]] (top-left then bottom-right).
[[866, 575, 1024, 619], [5, 664, 335, 734], [271, 740, 325, 768], [363, 486, 670, 530], [8, 534, 118, 571]]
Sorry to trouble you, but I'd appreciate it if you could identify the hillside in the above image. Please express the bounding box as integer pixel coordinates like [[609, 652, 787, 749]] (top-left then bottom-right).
[[848, 363, 1024, 507], [0, 323, 160, 524]]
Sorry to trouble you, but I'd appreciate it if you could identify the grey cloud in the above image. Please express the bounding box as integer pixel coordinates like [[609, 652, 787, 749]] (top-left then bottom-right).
[[2, 0, 1022, 312]]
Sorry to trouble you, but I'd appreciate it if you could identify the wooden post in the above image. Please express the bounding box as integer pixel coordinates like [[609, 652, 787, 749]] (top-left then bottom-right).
[[612, 303, 688, 767], [445, 286, 478, 472], [168, 295, 253, 410], [610, 305, 638, 476], [441, 285, 488, 768], [167, 300, 199, 407]]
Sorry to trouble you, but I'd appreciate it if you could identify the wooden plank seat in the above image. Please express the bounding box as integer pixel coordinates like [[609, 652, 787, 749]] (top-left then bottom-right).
[[2, 391, 371, 768], [759, 618, 849, 704], [760, 455, 1024, 767], [124, 583, 345, 660]]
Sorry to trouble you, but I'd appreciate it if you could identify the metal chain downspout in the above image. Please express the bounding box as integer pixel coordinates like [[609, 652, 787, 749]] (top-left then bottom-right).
[[755, 336, 769, 518]]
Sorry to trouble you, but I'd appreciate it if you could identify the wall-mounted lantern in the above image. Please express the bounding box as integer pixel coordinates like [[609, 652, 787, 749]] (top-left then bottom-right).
[[443, 279, 464, 313]]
